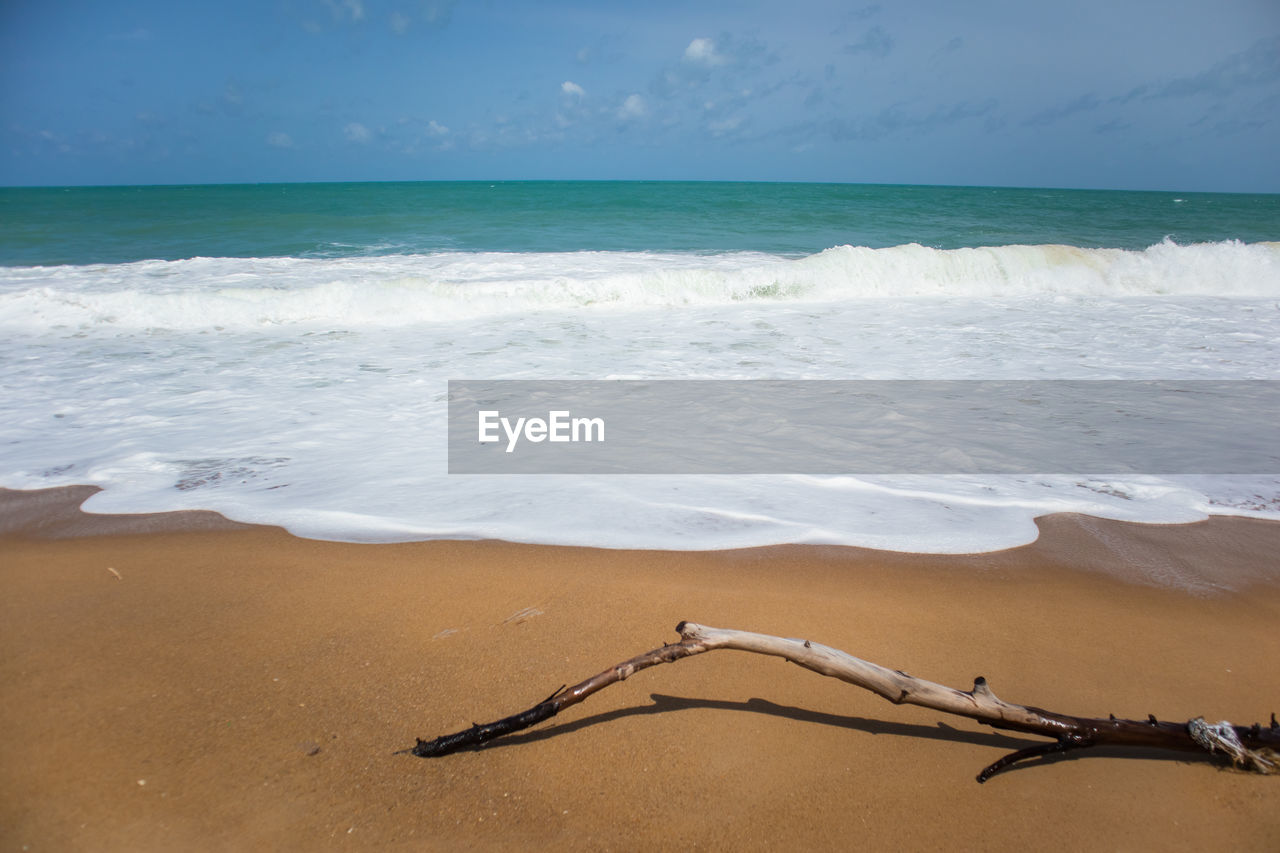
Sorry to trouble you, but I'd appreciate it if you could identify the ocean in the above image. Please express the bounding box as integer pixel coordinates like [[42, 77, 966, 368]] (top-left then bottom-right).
[[2, 181, 1279, 562]]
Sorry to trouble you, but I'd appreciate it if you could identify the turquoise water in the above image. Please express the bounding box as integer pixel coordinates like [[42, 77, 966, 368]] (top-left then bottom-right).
[[2, 181, 1278, 266]]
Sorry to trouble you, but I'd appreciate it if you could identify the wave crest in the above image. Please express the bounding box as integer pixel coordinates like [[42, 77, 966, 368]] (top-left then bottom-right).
[[2, 239, 1277, 330]]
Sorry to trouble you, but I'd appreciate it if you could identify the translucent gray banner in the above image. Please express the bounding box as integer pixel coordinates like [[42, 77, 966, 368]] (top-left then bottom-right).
[[447, 380, 1280, 474]]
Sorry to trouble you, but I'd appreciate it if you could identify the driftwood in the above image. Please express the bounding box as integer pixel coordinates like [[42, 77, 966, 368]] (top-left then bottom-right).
[[406, 621, 1279, 782]]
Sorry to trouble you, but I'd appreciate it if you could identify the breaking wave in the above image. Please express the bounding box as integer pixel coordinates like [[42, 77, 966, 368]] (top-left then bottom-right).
[[1, 239, 1278, 331]]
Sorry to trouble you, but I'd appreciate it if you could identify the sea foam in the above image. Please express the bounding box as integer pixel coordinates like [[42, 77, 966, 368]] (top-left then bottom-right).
[[2, 240, 1279, 585], [2, 240, 1277, 331]]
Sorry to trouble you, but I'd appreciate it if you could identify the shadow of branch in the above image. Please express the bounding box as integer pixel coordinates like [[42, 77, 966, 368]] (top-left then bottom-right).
[[472, 693, 1225, 778], [480, 692, 1028, 751]]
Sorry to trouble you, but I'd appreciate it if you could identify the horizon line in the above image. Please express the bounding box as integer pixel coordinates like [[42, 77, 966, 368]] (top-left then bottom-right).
[[3, 177, 1276, 196]]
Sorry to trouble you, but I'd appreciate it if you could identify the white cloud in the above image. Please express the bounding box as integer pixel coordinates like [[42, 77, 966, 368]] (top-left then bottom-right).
[[37, 129, 72, 154], [708, 116, 744, 135], [427, 120, 449, 136], [321, 0, 364, 22], [390, 11, 410, 34], [617, 93, 647, 119], [344, 122, 372, 143], [561, 80, 586, 98], [654, 34, 775, 98], [422, 1, 455, 27], [266, 131, 295, 149], [684, 37, 723, 66]]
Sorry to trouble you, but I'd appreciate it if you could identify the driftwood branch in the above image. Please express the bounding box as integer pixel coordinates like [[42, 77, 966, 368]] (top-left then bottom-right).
[[406, 621, 1280, 782]]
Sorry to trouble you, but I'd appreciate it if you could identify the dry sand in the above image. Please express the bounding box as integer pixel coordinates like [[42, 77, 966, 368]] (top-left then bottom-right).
[[1, 486, 1278, 851]]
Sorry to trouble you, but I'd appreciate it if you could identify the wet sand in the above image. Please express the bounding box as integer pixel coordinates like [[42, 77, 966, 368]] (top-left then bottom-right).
[[2, 486, 1278, 850]]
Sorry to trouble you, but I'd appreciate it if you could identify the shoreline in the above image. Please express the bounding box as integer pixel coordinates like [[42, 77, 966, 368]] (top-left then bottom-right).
[[2, 486, 1278, 849], [5, 483, 1280, 593]]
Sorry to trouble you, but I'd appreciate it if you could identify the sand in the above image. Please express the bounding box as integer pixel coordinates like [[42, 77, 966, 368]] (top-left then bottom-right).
[[1, 486, 1278, 851]]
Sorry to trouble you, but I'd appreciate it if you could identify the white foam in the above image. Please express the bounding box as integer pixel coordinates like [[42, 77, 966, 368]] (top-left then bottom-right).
[[2, 241, 1279, 587], [2, 240, 1277, 331]]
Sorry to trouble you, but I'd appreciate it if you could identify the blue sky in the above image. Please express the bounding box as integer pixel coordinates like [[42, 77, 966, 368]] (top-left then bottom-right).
[[2, 0, 1278, 190]]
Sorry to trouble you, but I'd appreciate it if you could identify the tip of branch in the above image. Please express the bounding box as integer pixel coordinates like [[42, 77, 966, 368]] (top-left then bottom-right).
[[675, 620, 689, 635], [1188, 717, 1280, 775]]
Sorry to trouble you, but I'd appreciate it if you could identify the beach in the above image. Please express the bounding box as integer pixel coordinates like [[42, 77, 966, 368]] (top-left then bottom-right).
[[3, 486, 1278, 851]]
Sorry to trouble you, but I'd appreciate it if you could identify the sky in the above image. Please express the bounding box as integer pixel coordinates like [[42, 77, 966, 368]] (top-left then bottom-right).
[[2, 0, 1278, 190]]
